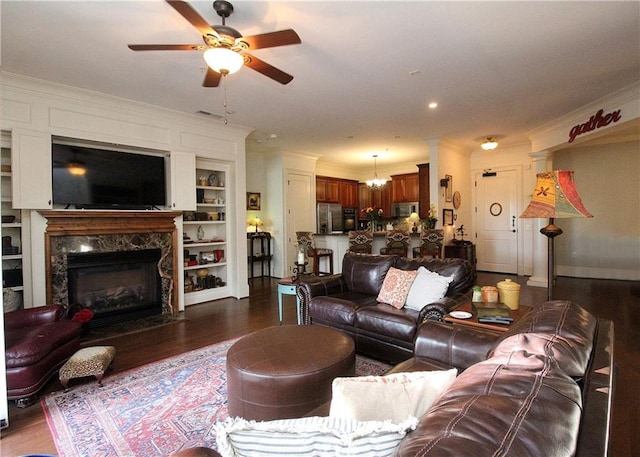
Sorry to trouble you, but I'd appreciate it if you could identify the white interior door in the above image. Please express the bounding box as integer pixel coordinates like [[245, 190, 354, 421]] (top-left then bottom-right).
[[285, 172, 313, 276], [475, 169, 519, 273]]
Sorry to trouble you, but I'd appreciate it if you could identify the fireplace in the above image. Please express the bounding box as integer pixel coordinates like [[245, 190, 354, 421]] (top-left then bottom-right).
[[67, 249, 162, 328], [40, 211, 181, 324]]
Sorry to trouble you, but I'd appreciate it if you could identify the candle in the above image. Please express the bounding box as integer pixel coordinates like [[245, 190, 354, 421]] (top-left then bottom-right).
[[297, 251, 305, 264]]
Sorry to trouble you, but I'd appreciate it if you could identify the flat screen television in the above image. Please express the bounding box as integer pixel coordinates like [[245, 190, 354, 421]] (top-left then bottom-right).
[[52, 143, 167, 209]]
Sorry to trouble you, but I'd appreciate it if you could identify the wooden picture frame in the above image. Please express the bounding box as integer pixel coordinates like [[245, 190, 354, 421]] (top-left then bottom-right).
[[246, 192, 261, 210], [443, 208, 454, 226]]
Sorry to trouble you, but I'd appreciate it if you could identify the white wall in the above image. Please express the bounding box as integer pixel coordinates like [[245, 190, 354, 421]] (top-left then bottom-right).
[[554, 140, 640, 280]]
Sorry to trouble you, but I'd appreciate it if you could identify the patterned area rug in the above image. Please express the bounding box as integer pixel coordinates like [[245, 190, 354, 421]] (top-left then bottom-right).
[[42, 338, 391, 457]]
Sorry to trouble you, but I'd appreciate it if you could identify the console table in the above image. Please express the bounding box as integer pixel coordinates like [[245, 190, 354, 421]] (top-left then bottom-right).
[[247, 232, 272, 278]]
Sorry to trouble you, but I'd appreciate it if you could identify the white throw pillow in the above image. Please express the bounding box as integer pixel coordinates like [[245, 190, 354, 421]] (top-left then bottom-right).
[[215, 415, 418, 457], [329, 369, 458, 423], [405, 266, 454, 311]]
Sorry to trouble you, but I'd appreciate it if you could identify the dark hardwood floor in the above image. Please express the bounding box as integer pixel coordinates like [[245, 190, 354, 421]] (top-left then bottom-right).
[[1, 273, 638, 456]]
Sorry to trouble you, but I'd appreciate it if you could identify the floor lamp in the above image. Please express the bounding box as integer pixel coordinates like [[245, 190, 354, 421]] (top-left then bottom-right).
[[520, 171, 592, 301]]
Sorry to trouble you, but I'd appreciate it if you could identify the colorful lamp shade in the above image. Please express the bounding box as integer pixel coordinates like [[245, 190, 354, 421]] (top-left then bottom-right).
[[520, 171, 593, 219], [520, 170, 592, 301]]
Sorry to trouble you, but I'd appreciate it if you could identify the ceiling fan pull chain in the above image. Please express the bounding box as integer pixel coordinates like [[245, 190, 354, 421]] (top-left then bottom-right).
[[222, 75, 229, 125]]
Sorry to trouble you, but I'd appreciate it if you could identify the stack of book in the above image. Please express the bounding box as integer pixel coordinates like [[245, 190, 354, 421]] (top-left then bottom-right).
[[472, 302, 513, 325]]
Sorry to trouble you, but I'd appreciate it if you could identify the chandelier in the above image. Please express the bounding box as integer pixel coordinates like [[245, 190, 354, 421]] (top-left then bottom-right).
[[366, 154, 387, 189]]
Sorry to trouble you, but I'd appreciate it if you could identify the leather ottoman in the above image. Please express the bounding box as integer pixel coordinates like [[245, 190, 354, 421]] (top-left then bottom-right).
[[226, 325, 355, 421]]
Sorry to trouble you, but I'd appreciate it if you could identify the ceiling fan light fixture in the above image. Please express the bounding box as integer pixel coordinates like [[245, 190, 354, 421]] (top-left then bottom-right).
[[204, 47, 244, 75], [481, 137, 499, 150]]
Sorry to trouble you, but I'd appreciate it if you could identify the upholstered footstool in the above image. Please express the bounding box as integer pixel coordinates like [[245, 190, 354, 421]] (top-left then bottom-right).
[[227, 325, 355, 421], [59, 346, 116, 391]]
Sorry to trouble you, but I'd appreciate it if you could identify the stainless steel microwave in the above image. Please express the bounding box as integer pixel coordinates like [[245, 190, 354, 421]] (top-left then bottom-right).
[[391, 202, 419, 218]]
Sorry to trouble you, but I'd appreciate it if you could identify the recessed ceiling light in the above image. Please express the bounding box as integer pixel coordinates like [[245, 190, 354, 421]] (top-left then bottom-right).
[[409, 70, 421, 76], [428, 102, 438, 109]]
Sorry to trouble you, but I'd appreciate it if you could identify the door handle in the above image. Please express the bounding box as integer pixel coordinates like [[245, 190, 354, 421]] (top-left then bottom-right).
[[512, 216, 517, 233]]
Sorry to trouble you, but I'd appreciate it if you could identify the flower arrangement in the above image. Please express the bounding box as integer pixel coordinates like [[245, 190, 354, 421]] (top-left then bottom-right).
[[423, 203, 438, 229], [361, 206, 383, 223], [71, 308, 94, 324]]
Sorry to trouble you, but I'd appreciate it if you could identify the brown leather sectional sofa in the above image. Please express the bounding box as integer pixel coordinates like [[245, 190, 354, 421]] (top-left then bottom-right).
[[181, 299, 613, 457], [297, 253, 475, 363]]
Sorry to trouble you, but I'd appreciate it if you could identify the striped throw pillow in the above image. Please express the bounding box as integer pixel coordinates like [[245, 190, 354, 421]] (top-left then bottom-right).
[[215, 415, 418, 457]]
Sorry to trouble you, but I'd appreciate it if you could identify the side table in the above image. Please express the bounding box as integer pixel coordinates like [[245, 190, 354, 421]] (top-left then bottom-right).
[[247, 232, 272, 278], [277, 277, 301, 324], [444, 301, 532, 333]]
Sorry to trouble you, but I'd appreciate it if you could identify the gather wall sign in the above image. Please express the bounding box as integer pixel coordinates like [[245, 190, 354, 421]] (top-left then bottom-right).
[[568, 108, 622, 143]]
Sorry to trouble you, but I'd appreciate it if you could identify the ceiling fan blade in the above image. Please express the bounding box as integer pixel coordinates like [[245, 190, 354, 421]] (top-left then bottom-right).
[[240, 29, 301, 50], [244, 54, 294, 85], [166, 0, 218, 37], [128, 44, 205, 51], [203, 68, 222, 87]]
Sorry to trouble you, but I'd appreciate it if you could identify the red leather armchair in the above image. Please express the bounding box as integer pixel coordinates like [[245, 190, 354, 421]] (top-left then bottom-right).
[[4, 305, 82, 407]]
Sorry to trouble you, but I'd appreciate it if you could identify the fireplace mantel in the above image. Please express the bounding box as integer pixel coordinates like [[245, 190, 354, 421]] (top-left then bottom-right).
[[39, 210, 181, 316], [39, 210, 181, 236]]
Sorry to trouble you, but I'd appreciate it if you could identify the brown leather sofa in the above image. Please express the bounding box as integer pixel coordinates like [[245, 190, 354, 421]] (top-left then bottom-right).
[[176, 300, 613, 457], [297, 253, 475, 363], [4, 304, 82, 407], [384, 299, 615, 457]]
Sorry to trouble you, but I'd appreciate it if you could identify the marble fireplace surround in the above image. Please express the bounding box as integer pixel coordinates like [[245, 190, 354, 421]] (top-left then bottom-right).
[[39, 211, 181, 316]]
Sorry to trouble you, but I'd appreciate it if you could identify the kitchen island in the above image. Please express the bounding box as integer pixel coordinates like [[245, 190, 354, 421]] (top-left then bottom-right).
[[314, 231, 425, 273]]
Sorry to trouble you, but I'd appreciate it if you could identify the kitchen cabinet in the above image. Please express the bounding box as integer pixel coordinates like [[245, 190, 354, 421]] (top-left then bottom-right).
[[358, 183, 392, 220], [182, 159, 230, 306], [391, 173, 419, 203], [317, 177, 358, 208], [417, 163, 431, 219], [316, 176, 340, 203], [339, 180, 358, 208]]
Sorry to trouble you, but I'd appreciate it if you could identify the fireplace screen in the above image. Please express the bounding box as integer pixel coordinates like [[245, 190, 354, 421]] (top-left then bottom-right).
[[67, 248, 162, 326]]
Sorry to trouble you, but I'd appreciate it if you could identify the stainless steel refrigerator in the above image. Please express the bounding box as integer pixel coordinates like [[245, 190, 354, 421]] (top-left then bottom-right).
[[317, 203, 343, 233]]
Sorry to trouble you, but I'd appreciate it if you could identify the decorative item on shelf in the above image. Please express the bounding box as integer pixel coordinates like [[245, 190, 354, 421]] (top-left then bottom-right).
[[452, 225, 469, 244], [423, 203, 438, 229], [248, 217, 263, 232], [520, 170, 592, 301], [196, 268, 209, 278], [199, 176, 208, 186], [197, 225, 205, 240], [200, 252, 216, 264], [361, 206, 383, 232], [208, 173, 218, 187], [1, 215, 16, 223]]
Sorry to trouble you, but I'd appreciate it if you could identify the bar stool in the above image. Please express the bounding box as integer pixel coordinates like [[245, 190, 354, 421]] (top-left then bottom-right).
[[347, 230, 373, 254], [380, 230, 410, 257], [412, 229, 444, 258], [296, 231, 333, 276], [277, 277, 301, 324]]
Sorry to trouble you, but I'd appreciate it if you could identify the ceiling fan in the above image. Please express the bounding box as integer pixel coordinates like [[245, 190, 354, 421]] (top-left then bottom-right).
[[128, 0, 301, 87]]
